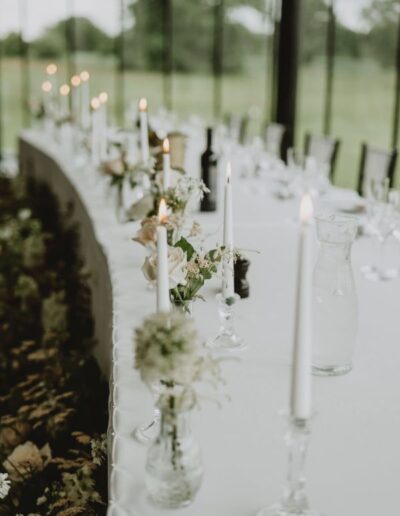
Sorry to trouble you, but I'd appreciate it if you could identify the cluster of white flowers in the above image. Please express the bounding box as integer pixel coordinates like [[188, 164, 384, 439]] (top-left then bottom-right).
[[135, 312, 201, 386], [173, 176, 209, 204], [0, 472, 11, 499]]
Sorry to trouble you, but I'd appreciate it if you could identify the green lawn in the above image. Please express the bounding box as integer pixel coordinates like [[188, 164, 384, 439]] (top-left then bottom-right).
[[3, 56, 399, 190]]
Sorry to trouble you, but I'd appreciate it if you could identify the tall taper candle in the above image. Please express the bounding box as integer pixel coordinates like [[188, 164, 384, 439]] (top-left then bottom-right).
[[162, 138, 171, 190], [290, 193, 313, 420], [46, 63, 58, 100], [90, 97, 101, 166], [70, 75, 81, 124], [79, 70, 91, 130], [59, 84, 70, 117], [222, 162, 234, 299], [98, 92, 108, 161], [139, 98, 150, 163], [157, 199, 170, 312], [41, 81, 52, 114]]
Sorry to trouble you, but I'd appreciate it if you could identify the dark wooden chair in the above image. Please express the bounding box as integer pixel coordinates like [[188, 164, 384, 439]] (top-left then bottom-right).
[[264, 122, 286, 158], [304, 133, 340, 182], [357, 143, 398, 197]]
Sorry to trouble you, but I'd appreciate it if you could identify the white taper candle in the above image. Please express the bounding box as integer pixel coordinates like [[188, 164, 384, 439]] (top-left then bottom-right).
[[80, 71, 91, 130], [139, 98, 150, 163], [162, 138, 171, 190], [222, 162, 234, 299], [157, 199, 170, 313], [290, 193, 314, 420]]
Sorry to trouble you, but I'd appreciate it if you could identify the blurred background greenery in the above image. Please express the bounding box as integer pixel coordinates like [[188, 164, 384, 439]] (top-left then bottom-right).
[[1, 0, 399, 189]]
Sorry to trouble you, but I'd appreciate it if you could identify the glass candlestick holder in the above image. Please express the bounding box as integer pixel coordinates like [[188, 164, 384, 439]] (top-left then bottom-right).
[[207, 293, 245, 351], [255, 413, 322, 516]]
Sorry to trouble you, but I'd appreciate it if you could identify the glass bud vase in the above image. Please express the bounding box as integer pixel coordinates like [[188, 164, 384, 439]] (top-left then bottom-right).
[[145, 388, 203, 508], [313, 214, 358, 376], [171, 299, 193, 316]]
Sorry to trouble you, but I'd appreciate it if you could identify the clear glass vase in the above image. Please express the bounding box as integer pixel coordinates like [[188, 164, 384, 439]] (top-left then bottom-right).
[[313, 214, 358, 376], [171, 299, 193, 316], [145, 389, 203, 508]]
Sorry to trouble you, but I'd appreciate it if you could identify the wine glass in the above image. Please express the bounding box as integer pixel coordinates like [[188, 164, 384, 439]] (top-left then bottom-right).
[[362, 200, 397, 281], [274, 148, 304, 200]]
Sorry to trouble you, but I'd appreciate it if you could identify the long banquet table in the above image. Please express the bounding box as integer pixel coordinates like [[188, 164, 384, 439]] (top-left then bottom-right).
[[19, 129, 400, 516]]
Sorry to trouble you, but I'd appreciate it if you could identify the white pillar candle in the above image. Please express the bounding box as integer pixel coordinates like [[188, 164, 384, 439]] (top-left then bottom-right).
[[157, 199, 170, 313], [139, 97, 150, 163], [290, 193, 314, 420], [79, 70, 91, 130], [162, 138, 171, 190], [222, 162, 234, 299], [70, 75, 81, 124]]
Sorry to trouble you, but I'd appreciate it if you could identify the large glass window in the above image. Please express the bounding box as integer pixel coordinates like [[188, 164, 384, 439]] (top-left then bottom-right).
[[27, 0, 68, 127], [122, 0, 164, 120], [172, 0, 214, 121], [331, 0, 397, 188], [0, 0, 23, 152], [221, 0, 274, 138], [73, 0, 118, 125]]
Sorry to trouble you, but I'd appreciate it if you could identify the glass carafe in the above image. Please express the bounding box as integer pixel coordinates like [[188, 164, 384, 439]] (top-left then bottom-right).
[[313, 214, 358, 376]]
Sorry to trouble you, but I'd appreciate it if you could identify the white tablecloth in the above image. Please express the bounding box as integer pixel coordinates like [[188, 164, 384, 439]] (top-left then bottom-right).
[[19, 130, 400, 516]]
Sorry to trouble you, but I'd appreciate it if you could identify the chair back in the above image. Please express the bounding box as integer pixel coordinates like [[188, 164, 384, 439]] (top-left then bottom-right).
[[304, 133, 340, 181], [357, 143, 398, 197], [225, 114, 249, 145], [264, 122, 286, 158]]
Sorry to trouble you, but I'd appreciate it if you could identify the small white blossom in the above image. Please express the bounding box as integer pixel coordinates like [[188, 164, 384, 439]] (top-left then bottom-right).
[[0, 473, 11, 499]]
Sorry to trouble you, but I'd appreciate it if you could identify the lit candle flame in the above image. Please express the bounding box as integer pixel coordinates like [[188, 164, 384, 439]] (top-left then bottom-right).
[[71, 75, 81, 87], [139, 97, 147, 112], [158, 198, 168, 224], [299, 193, 314, 224], [162, 138, 170, 154], [80, 70, 90, 82], [98, 91, 108, 104], [41, 81, 52, 93], [226, 162, 232, 183], [91, 97, 100, 110], [59, 84, 70, 96], [46, 63, 57, 75]]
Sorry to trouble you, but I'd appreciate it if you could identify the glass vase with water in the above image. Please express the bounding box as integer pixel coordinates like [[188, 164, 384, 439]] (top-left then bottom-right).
[[313, 214, 358, 376]]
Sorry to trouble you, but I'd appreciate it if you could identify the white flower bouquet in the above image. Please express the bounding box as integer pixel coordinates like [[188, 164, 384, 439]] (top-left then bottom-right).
[[134, 311, 221, 402], [142, 236, 226, 312]]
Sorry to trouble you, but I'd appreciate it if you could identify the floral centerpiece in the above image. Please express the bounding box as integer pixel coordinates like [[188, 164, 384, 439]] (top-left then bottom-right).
[[134, 311, 222, 508], [141, 233, 226, 313]]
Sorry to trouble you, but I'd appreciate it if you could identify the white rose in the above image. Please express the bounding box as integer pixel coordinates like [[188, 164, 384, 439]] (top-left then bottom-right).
[[127, 193, 154, 221], [141, 246, 187, 288]]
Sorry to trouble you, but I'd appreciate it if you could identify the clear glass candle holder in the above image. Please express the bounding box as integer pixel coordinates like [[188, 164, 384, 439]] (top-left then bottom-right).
[[255, 413, 322, 516], [207, 293, 245, 351]]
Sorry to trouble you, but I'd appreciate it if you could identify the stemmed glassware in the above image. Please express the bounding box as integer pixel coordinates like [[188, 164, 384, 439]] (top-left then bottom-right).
[[207, 293, 245, 352], [275, 148, 305, 200], [362, 178, 398, 281]]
